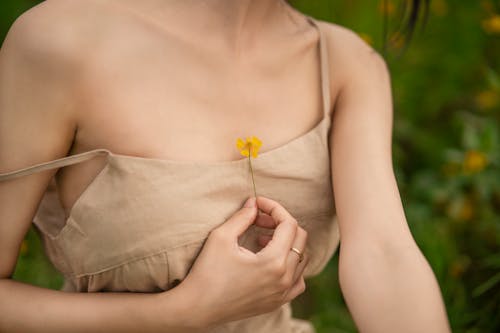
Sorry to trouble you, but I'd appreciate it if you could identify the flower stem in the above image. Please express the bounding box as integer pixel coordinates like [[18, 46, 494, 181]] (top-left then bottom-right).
[[248, 148, 257, 198]]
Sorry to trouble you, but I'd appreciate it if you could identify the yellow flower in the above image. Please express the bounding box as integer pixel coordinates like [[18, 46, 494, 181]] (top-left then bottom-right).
[[458, 197, 474, 221], [20, 239, 29, 256], [482, 15, 500, 34], [389, 31, 405, 50], [475, 90, 499, 110], [449, 256, 471, 278], [378, 0, 396, 16], [446, 196, 474, 222], [236, 136, 262, 158], [236, 136, 263, 198], [463, 150, 488, 174]]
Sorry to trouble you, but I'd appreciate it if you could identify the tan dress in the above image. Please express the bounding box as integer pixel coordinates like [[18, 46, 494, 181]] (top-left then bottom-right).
[[0, 15, 339, 333]]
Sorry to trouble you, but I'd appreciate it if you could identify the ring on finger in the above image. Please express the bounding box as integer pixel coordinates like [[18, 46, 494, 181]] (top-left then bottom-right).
[[290, 247, 304, 263]]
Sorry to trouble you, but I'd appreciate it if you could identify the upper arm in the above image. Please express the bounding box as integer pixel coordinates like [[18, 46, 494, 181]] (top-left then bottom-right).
[[325, 24, 415, 251], [0, 3, 80, 279]]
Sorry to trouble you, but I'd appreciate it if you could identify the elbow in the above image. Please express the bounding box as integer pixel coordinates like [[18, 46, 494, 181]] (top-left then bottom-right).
[[339, 227, 424, 269], [341, 212, 421, 259]]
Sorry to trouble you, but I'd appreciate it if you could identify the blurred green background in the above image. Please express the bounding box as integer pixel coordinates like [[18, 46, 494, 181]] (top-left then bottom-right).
[[1, 1, 499, 332]]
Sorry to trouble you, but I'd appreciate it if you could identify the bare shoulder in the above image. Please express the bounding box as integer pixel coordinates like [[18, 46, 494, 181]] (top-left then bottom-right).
[[313, 19, 391, 93], [0, 0, 104, 166], [1, 0, 104, 64]]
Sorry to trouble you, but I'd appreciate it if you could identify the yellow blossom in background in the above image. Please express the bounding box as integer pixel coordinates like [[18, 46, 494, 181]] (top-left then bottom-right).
[[236, 136, 262, 158], [482, 15, 500, 34], [236, 136, 262, 198], [463, 149, 488, 173], [449, 256, 471, 278], [389, 31, 405, 49], [450, 261, 465, 278], [446, 196, 475, 221], [358, 32, 373, 46], [431, 0, 448, 16], [459, 197, 474, 221], [20, 239, 29, 256], [475, 90, 499, 110], [378, 0, 395, 16]]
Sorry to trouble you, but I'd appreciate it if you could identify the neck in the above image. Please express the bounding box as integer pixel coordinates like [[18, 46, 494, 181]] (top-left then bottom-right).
[[117, 0, 303, 52], [193, 0, 290, 41]]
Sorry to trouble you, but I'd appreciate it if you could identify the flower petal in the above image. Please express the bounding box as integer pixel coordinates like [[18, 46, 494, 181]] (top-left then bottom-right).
[[252, 136, 262, 147], [236, 138, 246, 150]]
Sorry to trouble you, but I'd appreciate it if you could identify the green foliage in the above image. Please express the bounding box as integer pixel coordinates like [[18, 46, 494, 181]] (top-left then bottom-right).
[[13, 227, 64, 290], [0, 0, 43, 41], [3, 1, 499, 332], [291, 1, 500, 332]]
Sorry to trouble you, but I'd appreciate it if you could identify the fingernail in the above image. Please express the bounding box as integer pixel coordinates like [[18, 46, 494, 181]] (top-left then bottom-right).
[[244, 196, 256, 208]]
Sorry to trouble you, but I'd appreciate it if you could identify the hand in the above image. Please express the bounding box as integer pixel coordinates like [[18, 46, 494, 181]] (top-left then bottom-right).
[[177, 195, 309, 329]]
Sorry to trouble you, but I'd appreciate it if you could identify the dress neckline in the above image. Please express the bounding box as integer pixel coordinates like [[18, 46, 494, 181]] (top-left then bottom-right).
[[107, 115, 330, 166], [105, 15, 331, 167]]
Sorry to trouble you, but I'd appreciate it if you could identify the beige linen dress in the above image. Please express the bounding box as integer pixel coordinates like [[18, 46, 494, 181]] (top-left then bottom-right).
[[0, 15, 339, 333]]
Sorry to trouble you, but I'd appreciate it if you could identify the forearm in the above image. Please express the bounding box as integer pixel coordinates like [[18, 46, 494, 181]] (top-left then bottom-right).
[[338, 236, 451, 333], [0, 278, 202, 333]]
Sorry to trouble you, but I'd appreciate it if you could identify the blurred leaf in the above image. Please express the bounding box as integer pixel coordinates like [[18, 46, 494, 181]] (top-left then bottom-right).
[[472, 272, 500, 297]]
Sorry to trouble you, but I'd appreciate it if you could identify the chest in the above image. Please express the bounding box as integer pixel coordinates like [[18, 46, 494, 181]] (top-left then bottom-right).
[[56, 18, 336, 217], [73, 19, 327, 163]]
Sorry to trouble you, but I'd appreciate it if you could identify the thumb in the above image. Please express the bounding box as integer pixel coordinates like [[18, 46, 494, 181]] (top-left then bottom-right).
[[219, 197, 258, 237]]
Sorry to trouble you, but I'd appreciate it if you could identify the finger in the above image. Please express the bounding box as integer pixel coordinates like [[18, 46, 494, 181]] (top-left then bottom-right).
[[291, 251, 309, 284], [257, 234, 273, 248], [283, 227, 307, 283], [283, 275, 307, 303], [256, 196, 298, 258], [256, 196, 294, 225], [283, 251, 309, 303], [217, 197, 258, 237], [254, 212, 276, 229], [258, 215, 297, 258], [289, 227, 307, 265]]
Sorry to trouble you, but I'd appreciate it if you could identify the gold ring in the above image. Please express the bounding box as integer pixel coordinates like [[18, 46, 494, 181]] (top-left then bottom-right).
[[290, 247, 304, 263]]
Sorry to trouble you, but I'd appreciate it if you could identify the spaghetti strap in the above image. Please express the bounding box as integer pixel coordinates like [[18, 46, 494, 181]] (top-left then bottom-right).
[[305, 15, 332, 117], [0, 148, 110, 182]]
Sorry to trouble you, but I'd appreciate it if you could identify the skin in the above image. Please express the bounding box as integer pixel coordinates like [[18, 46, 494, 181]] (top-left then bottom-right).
[[0, 0, 452, 332]]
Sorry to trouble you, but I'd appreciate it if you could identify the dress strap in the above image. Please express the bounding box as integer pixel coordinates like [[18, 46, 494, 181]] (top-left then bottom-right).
[[305, 15, 332, 118], [0, 148, 110, 182]]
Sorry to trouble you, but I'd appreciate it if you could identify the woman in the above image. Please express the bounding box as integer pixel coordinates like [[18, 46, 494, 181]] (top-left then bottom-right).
[[0, 0, 451, 332]]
